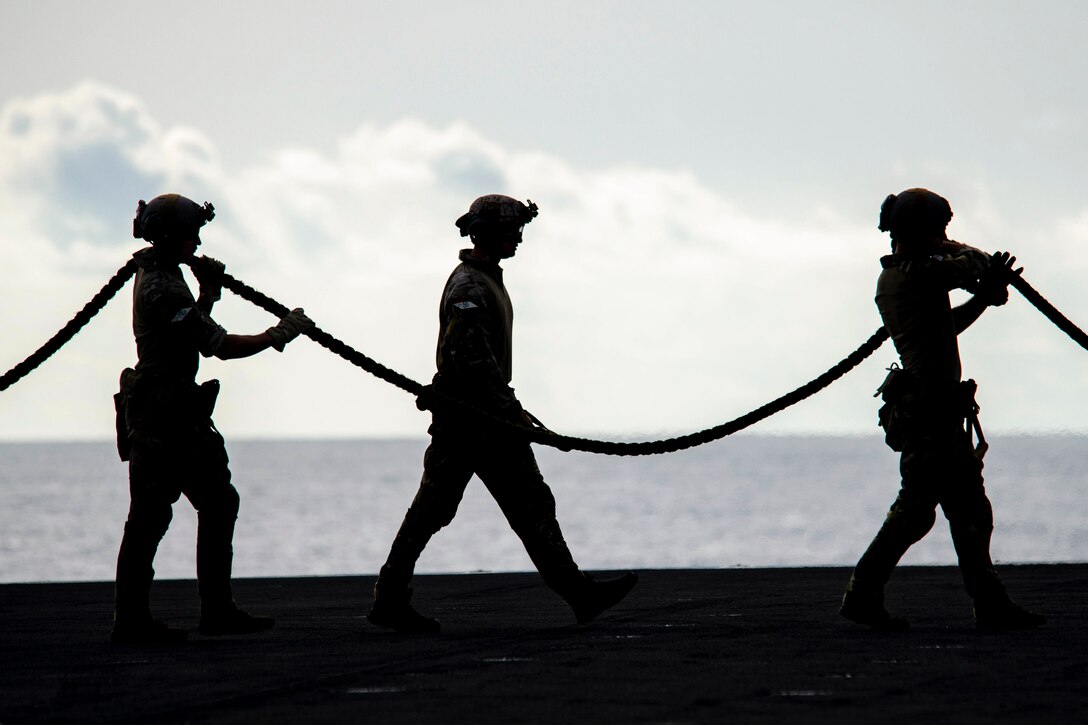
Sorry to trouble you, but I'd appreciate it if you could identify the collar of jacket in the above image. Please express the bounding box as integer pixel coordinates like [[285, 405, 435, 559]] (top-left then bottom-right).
[[459, 248, 504, 276], [132, 245, 184, 273]]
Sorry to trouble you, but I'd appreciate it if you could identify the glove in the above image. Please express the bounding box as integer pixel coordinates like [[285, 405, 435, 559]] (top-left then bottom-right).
[[976, 251, 1022, 307], [192, 255, 226, 302], [415, 384, 434, 411], [267, 308, 314, 351], [520, 408, 571, 451]]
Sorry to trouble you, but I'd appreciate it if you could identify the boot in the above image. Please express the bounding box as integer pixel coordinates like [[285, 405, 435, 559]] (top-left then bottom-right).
[[567, 572, 638, 625], [368, 588, 441, 633], [974, 598, 1045, 631], [840, 587, 910, 631], [111, 616, 188, 645], [198, 606, 275, 636]]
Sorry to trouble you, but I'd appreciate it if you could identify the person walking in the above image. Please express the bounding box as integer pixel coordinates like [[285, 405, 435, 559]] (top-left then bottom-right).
[[841, 188, 1045, 631], [368, 195, 637, 633], [112, 194, 313, 644]]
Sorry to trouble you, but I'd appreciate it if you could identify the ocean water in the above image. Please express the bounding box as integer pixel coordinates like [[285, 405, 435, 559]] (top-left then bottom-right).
[[1, 435, 1085, 583]]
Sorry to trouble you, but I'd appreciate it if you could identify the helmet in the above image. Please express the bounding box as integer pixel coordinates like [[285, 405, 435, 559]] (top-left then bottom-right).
[[878, 188, 952, 237], [132, 194, 215, 243], [455, 195, 538, 238]]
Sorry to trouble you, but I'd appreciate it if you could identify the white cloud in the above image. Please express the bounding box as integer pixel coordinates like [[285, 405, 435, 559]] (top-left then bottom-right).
[[3, 82, 1088, 442]]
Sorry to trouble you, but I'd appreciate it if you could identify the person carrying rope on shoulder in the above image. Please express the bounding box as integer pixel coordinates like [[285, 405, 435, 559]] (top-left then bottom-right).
[[841, 188, 1045, 631], [367, 195, 637, 633], [111, 194, 313, 644]]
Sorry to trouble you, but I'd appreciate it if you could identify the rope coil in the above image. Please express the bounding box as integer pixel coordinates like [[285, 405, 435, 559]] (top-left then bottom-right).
[[2, 253, 1085, 456]]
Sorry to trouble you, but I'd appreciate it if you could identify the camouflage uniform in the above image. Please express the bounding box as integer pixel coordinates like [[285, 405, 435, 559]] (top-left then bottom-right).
[[114, 247, 239, 622], [375, 249, 586, 600], [848, 248, 1009, 603]]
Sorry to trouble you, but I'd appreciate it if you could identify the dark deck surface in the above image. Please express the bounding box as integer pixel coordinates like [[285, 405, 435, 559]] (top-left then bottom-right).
[[1, 565, 1084, 723]]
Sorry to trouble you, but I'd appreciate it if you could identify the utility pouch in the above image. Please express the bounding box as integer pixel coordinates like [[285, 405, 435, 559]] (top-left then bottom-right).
[[114, 368, 136, 462], [877, 402, 907, 452], [874, 363, 909, 403], [196, 379, 221, 421], [875, 364, 909, 452], [958, 379, 979, 413]]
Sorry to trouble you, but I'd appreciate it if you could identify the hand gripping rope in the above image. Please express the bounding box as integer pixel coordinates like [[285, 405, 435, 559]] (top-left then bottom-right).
[[0, 255, 1082, 456]]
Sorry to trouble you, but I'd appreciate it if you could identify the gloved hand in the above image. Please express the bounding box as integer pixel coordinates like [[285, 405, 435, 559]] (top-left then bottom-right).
[[520, 408, 571, 451], [266, 308, 314, 351], [191, 255, 226, 302], [415, 384, 434, 411], [976, 251, 1022, 307], [519, 409, 540, 428]]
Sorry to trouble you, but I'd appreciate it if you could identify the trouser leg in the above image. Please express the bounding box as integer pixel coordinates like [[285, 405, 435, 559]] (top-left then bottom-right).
[[183, 431, 241, 613], [841, 451, 938, 629], [115, 512, 173, 620], [849, 489, 937, 593], [938, 451, 1006, 602], [115, 458, 176, 621], [476, 442, 586, 598], [476, 440, 638, 624], [375, 522, 433, 598], [375, 435, 473, 599], [848, 449, 939, 594], [188, 484, 240, 612], [946, 497, 1004, 601]]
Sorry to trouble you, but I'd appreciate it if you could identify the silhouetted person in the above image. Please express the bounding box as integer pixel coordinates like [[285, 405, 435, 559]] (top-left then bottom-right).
[[112, 194, 313, 644], [841, 188, 1044, 631], [368, 195, 637, 633]]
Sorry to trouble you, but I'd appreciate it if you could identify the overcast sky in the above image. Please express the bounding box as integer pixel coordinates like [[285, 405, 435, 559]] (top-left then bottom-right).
[[2, 1, 1087, 442]]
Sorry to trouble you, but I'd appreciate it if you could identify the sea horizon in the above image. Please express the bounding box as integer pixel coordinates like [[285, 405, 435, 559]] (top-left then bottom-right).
[[2, 433, 1085, 584]]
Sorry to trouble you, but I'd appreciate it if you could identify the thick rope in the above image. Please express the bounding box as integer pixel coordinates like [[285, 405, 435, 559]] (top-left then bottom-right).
[[1010, 275, 1088, 351], [528, 328, 891, 455], [2, 256, 1084, 457], [0, 259, 138, 392], [217, 269, 890, 455], [213, 270, 428, 397]]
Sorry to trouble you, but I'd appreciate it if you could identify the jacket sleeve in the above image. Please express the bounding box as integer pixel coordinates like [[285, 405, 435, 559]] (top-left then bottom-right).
[[439, 296, 520, 415], [922, 249, 992, 292], [140, 274, 227, 357], [178, 307, 228, 358]]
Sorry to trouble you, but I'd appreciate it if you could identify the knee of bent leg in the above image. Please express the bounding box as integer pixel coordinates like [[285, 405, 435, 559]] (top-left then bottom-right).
[[404, 472, 468, 532], [943, 492, 994, 536], [511, 486, 557, 524], [126, 497, 174, 539], [887, 496, 938, 540], [217, 483, 241, 519], [405, 497, 458, 532], [193, 482, 240, 521]]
